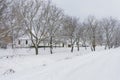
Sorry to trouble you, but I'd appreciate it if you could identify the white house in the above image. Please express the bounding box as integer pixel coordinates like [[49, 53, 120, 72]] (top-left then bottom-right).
[[13, 36, 65, 48], [13, 36, 32, 48], [13, 34, 87, 48]]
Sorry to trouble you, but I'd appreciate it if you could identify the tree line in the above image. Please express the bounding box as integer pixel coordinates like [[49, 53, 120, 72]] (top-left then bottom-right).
[[0, 0, 120, 55]]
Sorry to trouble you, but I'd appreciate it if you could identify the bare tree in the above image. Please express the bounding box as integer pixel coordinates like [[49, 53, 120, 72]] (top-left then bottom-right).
[[12, 0, 51, 55], [75, 23, 83, 51], [101, 17, 118, 49], [63, 16, 79, 52], [45, 2, 64, 54], [112, 27, 120, 48], [0, 0, 14, 48], [109, 23, 120, 48], [0, 0, 7, 22], [96, 22, 104, 46], [85, 16, 98, 51]]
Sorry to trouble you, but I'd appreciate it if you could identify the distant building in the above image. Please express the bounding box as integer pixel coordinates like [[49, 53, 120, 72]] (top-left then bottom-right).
[[13, 36, 85, 48], [13, 36, 32, 48], [13, 35, 64, 48]]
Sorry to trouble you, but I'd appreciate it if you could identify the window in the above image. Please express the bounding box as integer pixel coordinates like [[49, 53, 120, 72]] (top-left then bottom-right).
[[18, 40, 20, 45], [26, 40, 28, 45]]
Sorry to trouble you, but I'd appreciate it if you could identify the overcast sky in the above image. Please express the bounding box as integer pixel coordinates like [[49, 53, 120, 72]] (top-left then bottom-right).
[[52, 0, 120, 20]]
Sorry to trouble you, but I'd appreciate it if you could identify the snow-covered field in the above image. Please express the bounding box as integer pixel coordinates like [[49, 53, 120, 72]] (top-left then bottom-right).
[[0, 47, 120, 80]]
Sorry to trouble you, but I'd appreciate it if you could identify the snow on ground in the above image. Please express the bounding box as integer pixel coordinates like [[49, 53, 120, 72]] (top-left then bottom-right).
[[0, 47, 92, 76], [0, 46, 120, 80]]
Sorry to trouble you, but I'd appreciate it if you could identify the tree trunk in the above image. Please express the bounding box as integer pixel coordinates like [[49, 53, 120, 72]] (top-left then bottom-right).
[[83, 41, 87, 50], [92, 35, 96, 51], [93, 45, 96, 51], [91, 46, 93, 51], [71, 44, 74, 52], [62, 43, 64, 47], [50, 36, 53, 54], [12, 27, 14, 49], [35, 46, 38, 55], [77, 39, 79, 51], [105, 45, 107, 50], [105, 40, 110, 50]]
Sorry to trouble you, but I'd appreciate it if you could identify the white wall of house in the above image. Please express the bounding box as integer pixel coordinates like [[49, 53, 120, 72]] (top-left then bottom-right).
[[14, 39, 32, 48], [13, 36, 84, 48], [14, 39, 66, 48]]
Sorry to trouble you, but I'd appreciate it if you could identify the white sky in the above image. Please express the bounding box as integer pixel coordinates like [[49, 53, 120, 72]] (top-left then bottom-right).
[[52, 0, 120, 20]]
